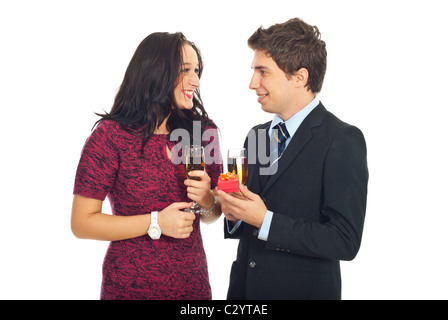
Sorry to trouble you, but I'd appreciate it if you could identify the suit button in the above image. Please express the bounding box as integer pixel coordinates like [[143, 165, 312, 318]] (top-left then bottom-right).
[[252, 229, 259, 237], [249, 261, 256, 268]]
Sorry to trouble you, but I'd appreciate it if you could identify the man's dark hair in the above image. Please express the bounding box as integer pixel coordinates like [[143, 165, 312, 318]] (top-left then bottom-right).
[[248, 18, 327, 93]]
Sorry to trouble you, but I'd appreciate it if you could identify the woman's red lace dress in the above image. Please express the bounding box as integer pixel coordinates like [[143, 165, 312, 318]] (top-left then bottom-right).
[[73, 120, 222, 300]]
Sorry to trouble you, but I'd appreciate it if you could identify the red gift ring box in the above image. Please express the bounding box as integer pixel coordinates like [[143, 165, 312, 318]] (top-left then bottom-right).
[[218, 173, 240, 193]]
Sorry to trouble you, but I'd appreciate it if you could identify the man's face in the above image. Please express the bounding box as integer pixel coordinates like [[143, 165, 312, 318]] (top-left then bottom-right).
[[249, 50, 297, 118]]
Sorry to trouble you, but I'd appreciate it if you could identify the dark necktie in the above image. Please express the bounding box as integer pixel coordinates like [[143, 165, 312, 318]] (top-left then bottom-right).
[[273, 122, 290, 157]]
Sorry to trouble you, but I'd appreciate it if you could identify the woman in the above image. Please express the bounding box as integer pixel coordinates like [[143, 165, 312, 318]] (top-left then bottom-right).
[[71, 32, 223, 300]]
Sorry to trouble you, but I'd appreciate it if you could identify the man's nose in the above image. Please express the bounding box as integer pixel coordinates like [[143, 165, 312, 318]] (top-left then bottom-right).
[[249, 73, 259, 90]]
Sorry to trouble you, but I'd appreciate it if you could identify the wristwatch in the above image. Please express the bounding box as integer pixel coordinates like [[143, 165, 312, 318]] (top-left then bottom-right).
[[148, 211, 161, 240]]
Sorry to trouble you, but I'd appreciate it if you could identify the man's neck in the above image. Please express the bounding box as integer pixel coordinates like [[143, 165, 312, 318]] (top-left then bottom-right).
[[279, 93, 316, 121]]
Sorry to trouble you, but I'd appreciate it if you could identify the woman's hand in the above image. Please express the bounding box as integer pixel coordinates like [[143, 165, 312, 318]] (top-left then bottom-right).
[[184, 170, 214, 210], [158, 202, 196, 239]]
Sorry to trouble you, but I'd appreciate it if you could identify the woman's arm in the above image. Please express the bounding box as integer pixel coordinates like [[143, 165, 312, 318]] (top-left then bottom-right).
[[198, 189, 222, 224], [184, 170, 222, 224], [71, 195, 196, 241]]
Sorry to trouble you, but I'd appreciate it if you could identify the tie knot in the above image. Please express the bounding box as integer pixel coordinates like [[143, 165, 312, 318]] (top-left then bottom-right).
[[273, 122, 290, 144]]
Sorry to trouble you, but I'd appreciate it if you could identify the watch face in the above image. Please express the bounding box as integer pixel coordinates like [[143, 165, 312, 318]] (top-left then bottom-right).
[[149, 226, 161, 239]]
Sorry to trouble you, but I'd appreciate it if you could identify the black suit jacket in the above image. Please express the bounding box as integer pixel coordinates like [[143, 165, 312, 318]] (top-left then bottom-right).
[[225, 103, 369, 300]]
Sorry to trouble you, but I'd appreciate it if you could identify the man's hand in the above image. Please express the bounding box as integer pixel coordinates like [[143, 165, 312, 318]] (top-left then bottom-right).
[[217, 185, 267, 228]]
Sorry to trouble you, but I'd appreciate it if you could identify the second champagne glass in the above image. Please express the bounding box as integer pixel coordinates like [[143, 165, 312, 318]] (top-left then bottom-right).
[[227, 147, 248, 185], [184, 145, 205, 213]]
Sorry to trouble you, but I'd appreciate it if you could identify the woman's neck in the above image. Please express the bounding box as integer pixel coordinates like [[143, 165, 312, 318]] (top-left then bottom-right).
[[153, 115, 170, 134]]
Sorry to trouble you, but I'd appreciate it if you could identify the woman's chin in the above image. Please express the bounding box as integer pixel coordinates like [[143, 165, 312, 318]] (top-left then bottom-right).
[[178, 103, 194, 110]]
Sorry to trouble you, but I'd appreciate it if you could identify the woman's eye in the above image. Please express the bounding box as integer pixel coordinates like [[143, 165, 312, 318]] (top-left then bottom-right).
[[194, 68, 200, 75]]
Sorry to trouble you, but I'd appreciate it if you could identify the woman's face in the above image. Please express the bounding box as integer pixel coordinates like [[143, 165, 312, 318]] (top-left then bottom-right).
[[174, 44, 200, 110]]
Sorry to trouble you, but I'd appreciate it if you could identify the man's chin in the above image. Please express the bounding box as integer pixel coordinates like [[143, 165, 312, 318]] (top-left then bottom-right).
[[260, 103, 275, 114]]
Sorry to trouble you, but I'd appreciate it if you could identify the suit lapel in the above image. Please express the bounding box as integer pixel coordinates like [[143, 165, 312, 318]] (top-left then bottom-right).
[[246, 121, 272, 193], [257, 127, 272, 190], [261, 103, 327, 195]]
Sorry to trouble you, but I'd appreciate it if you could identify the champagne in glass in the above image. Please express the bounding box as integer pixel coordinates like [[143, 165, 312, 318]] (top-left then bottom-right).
[[185, 145, 204, 213], [227, 148, 248, 185], [186, 157, 204, 181]]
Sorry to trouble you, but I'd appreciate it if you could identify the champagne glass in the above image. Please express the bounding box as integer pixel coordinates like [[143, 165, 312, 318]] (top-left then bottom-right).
[[184, 145, 205, 213], [227, 148, 248, 185]]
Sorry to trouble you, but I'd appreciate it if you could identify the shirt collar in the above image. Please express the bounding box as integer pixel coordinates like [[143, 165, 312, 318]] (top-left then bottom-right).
[[269, 96, 320, 139]]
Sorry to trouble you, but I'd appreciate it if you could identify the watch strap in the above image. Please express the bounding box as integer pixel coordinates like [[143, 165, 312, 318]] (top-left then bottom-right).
[[151, 211, 158, 225]]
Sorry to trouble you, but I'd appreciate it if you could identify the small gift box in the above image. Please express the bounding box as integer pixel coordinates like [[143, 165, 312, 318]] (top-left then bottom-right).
[[217, 172, 240, 193]]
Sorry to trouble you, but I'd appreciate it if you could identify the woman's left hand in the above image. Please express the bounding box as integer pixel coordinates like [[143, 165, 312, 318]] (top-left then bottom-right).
[[184, 170, 214, 210]]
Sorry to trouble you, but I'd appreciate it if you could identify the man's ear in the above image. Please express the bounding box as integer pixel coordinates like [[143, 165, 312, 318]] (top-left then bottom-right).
[[292, 68, 309, 89]]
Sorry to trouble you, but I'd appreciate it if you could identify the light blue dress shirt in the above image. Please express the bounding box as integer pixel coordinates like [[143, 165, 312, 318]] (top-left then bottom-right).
[[227, 96, 320, 240]]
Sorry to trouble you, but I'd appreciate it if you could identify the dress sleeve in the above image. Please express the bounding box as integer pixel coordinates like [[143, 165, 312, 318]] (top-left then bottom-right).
[[202, 121, 223, 189], [73, 121, 119, 201]]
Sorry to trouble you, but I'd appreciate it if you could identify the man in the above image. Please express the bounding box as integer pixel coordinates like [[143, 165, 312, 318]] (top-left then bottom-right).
[[217, 18, 368, 300]]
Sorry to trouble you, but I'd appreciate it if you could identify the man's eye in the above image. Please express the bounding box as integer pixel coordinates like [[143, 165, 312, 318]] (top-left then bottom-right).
[[194, 68, 200, 75]]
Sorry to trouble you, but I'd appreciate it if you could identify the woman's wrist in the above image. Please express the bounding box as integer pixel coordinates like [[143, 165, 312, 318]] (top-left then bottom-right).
[[199, 191, 216, 216]]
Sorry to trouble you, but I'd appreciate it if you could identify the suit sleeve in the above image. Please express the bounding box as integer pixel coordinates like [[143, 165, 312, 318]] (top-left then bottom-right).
[[267, 126, 368, 261]]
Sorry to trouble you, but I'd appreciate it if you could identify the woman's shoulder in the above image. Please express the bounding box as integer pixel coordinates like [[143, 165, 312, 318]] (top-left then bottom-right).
[[203, 119, 219, 131], [94, 119, 137, 139], [89, 119, 138, 149], [95, 119, 121, 132]]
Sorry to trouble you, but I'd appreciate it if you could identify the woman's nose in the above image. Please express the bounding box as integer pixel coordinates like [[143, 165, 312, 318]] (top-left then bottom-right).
[[189, 72, 200, 88]]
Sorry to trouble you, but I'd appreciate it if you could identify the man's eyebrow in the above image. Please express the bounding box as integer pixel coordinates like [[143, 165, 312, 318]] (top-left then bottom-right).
[[252, 65, 269, 71]]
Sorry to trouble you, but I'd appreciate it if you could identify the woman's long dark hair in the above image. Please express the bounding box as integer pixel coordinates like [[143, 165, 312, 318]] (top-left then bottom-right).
[[95, 32, 211, 151]]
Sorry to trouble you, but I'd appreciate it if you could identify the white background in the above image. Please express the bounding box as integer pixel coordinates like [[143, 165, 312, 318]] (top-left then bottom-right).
[[1, 0, 447, 300]]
